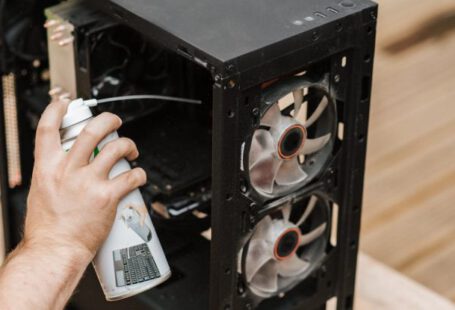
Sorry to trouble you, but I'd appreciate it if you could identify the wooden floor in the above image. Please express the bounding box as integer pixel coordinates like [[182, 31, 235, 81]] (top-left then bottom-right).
[[360, 0, 455, 302]]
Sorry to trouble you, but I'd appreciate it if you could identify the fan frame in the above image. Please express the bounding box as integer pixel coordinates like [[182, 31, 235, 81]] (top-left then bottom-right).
[[240, 191, 332, 299], [246, 74, 338, 199]]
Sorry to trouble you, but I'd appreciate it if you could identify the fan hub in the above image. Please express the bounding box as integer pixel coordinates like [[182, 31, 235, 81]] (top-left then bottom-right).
[[274, 227, 301, 260], [277, 124, 306, 159]]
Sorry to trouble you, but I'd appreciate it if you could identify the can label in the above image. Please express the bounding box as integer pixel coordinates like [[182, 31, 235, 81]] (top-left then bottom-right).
[[62, 130, 171, 300], [120, 205, 153, 242]]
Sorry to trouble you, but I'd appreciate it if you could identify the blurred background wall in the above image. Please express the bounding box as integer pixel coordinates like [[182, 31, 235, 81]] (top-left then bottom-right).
[[360, 0, 455, 301]]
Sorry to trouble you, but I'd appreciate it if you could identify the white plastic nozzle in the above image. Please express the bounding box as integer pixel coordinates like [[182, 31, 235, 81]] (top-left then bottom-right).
[[83, 99, 98, 107], [61, 98, 95, 129]]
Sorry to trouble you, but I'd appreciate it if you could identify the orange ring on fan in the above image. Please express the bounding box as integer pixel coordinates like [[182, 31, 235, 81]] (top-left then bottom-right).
[[274, 227, 302, 260], [277, 124, 306, 160]]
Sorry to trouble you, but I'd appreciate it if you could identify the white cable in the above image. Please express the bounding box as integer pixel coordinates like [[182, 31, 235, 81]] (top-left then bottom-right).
[[84, 95, 202, 107]]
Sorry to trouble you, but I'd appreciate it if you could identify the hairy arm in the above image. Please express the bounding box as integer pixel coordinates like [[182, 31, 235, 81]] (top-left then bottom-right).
[[0, 98, 146, 310], [0, 239, 92, 310]]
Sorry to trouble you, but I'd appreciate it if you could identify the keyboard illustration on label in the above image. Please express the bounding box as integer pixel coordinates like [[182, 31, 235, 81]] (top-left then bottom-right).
[[113, 243, 161, 287]]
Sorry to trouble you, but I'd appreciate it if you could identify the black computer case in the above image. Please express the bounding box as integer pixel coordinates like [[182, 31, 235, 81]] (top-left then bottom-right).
[[0, 0, 377, 309]]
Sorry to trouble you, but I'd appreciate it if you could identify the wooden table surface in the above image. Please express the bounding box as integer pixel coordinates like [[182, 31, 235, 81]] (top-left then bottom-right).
[[354, 253, 455, 310], [360, 0, 455, 302]]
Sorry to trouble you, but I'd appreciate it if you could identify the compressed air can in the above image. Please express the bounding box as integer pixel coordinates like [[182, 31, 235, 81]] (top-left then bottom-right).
[[59, 99, 171, 301]]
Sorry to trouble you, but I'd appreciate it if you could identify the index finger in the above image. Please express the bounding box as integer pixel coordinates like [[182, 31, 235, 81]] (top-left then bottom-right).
[[35, 98, 70, 160]]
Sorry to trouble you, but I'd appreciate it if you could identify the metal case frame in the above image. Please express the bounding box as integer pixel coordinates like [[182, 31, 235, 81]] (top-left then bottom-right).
[[209, 13, 377, 310]]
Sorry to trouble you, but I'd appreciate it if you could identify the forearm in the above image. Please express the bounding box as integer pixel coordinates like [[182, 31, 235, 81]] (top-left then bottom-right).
[[0, 238, 93, 310]]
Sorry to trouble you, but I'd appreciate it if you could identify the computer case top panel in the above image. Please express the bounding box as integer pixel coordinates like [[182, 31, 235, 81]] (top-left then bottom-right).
[[91, 0, 376, 67]]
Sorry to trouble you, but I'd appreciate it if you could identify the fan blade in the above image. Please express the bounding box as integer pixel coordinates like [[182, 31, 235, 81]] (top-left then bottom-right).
[[251, 215, 274, 244], [261, 104, 282, 127], [277, 255, 310, 277], [250, 261, 278, 293], [249, 129, 275, 168], [281, 201, 292, 222], [301, 133, 331, 155], [275, 159, 308, 186], [293, 89, 304, 117], [250, 152, 283, 194], [300, 222, 327, 247], [295, 196, 317, 226], [245, 239, 274, 282], [304, 96, 328, 128]]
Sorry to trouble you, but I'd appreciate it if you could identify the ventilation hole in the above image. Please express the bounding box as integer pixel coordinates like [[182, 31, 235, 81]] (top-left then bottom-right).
[[327, 296, 337, 310], [366, 25, 373, 34], [241, 212, 249, 233], [237, 278, 246, 294], [226, 194, 233, 201], [227, 110, 235, 118], [350, 240, 357, 249], [361, 76, 371, 100], [244, 97, 249, 106], [336, 100, 345, 122], [358, 133, 365, 143], [200, 228, 212, 240], [364, 54, 371, 63], [341, 56, 347, 67], [314, 12, 327, 18], [353, 205, 360, 213], [345, 295, 353, 309], [327, 7, 339, 14], [177, 45, 192, 59], [330, 203, 339, 246], [336, 23, 343, 32], [337, 122, 344, 140], [240, 178, 248, 193], [333, 169, 338, 188]]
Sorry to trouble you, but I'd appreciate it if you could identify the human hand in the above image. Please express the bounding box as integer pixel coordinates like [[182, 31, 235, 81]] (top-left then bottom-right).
[[24, 98, 147, 261]]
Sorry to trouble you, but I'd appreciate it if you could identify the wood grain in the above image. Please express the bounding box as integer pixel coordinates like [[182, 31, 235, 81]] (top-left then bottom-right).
[[354, 253, 455, 310], [360, 0, 455, 302]]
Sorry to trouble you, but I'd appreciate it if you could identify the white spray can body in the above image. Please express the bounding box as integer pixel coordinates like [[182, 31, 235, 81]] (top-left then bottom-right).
[[60, 99, 171, 301]]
